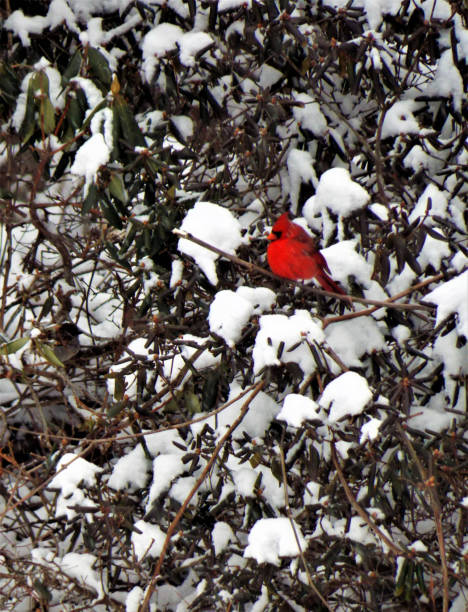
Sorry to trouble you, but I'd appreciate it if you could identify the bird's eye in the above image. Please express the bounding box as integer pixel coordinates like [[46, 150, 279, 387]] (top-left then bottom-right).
[[273, 230, 281, 238]]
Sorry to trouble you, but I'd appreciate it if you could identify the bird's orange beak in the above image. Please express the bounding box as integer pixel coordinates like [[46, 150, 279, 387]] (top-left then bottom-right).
[[267, 231, 276, 241]]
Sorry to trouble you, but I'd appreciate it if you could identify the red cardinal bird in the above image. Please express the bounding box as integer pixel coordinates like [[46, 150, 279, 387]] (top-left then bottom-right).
[[267, 212, 347, 295]]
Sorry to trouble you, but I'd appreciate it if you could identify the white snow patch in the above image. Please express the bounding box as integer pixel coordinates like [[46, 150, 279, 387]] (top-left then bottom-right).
[[178, 202, 243, 285], [70, 133, 110, 183], [132, 520, 165, 560], [59, 552, 104, 598], [423, 271, 468, 338], [277, 394, 321, 428], [253, 310, 325, 376], [48, 453, 102, 520], [209, 287, 275, 347], [287, 149, 318, 214], [381, 100, 421, 139], [319, 372, 373, 423], [244, 518, 306, 565], [359, 418, 383, 443], [212, 521, 235, 555], [292, 92, 328, 137], [303, 168, 369, 241]]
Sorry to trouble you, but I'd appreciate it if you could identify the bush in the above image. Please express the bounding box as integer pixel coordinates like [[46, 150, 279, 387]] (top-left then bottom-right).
[[0, 1, 466, 610]]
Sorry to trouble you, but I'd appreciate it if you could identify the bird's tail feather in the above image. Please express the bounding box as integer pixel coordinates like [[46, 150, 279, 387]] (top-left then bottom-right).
[[316, 272, 347, 296]]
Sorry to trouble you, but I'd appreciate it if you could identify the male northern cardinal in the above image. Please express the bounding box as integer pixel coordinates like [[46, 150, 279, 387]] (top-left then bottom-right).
[[267, 212, 347, 295]]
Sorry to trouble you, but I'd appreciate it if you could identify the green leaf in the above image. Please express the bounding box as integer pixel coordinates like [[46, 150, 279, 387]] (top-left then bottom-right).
[[113, 373, 125, 401], [82, 183, 100, 215], [37, 342, 65, 368], [113, 95, 146, 147], [41, 96, 56, 134], [67, 95, 85, 131], [0, 61, 20, 103], [108, 173, 127, 203], [87, 48, 112, 88], [107, 400, 127, 417], [19, 75, 39, 143], [33, 579, 52, 602], [101, 201, 123, 229], [0, 337, 29, 355], [62, 49, 82, 83]]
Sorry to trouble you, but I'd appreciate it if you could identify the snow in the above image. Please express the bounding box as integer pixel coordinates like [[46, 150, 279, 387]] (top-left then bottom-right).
[[141, 25, 213, 80], [70, 133, 111, 183], [5, 11, 48, 46], [126, 587, 144, 612], [131, 520, 165, 560], [209, 287, 275, 347], [303, 168, 370, 241], [244, 518, 306, 565], [236, 286, 276, 313], [171, 115, 194, 141], [432, 330, 467, 378], [48, 453, 102, 520], [146, 453, 186, 512], [155, 333, 220, 393], [177, 202, 243, 285], [313, 515, 390, 552], [170, 259, 184, 287], [178, 31, 213, 67], [276, 394, 320, 428], [209, 290, 255, 347], [253, 310, 325, 376], [212, 521, 235, 555], [324, 317, 386, 369], [192, 382, 280, 441], [219, 0, 254, 11], [408, 405, 453, 433], [418, 234, 451, 270], [303, 481, 321, 506], [381, 100, 421, 139], [287, 149, 318, 214], [321, 240, 374, 289], [59, 552, 104, 598], [70, 76, 104, 109], [108, 445, 151, 491], [409, 184, 448, 225], [423, 271, 468, 339], [292, 92, 328, 137], [258, 64, 283, 89], [359, 417, 383, 443], [319, 372, 373, 423], [3, 2, 467, 609]]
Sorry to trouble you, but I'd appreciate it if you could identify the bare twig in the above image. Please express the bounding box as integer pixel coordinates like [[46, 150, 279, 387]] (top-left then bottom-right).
[[395, 424, 449, 612], [322, 272, 445, 328], [173, 228, 435, 314], [330, 441, 405, 557], [278, 446, 332, 611], [139, 381, 266, 612]]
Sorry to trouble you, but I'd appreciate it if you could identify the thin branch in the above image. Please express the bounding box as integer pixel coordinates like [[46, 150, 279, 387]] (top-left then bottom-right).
[[139, 381, 265, 612], [395, 424, 449, 612], [278, 446, 332, 611], [173, 228, 435, 313], [322, 272, 445, 328], [330, 441, 405, 557]]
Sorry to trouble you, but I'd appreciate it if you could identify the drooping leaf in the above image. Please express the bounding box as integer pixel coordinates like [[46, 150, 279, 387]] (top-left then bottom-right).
[[0, 337, 29, 355]]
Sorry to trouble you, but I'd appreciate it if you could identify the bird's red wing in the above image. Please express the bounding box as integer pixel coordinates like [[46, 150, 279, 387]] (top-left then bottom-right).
[[268, 239, 322, 280]]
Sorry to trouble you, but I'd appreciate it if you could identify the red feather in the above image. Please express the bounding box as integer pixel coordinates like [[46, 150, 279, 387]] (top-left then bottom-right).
[[267, 213, 347, 296]]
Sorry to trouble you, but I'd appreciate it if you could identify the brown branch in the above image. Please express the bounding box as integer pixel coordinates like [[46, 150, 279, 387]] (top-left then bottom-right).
[[173, 228, 435, 314], [330, 441, 405, 557], [139, 380, 266, 612], [322, 272, 445, 328], [395, 424, 449, 612], [278, 447, 332, 611]]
